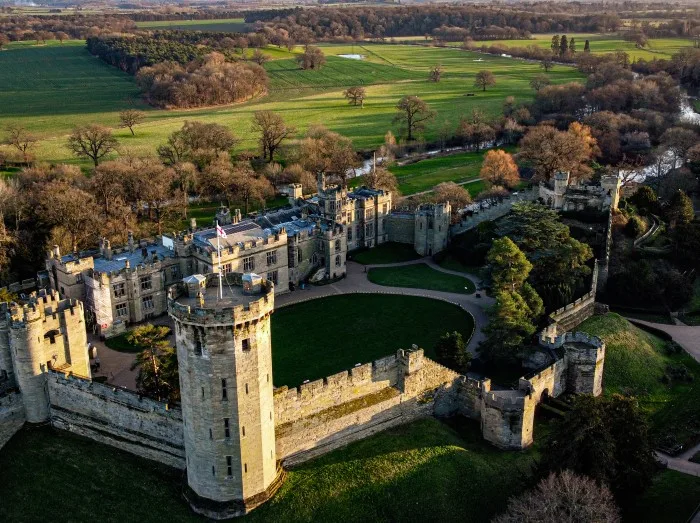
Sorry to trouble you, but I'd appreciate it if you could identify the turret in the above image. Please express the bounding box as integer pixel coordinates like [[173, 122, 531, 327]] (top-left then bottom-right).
[[169, 274, 283, 519]]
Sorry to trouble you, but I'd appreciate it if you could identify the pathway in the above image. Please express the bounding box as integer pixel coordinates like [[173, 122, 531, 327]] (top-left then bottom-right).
[[626, 318, 700, 363], [656, 441, 700, 478]]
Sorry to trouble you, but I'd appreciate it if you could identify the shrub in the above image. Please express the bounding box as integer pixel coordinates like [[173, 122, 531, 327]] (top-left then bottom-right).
[[624, 215, 647, 238]]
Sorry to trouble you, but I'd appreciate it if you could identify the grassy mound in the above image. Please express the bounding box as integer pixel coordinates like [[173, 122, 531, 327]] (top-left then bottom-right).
[[368, 263, 476, 294], [0, 418, 539, 523], [578, 313, 700, 446], [271, 294, 474, 387]]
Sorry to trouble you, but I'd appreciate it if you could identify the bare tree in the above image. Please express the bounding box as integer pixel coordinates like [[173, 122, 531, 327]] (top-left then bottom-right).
[[0, 34, 9, 50], [432, 181, 472, 222], [39, 181, 100, 253], [4, 125, 37, 165], [231, 163, 274, 215], [493, 470, 620, 523], [55, 31, 69, 44], [67, 125, 118, 167], [474, 70, 496, 92], [529, 73, 551, 91], [297, 46, 326, 70], [299, 125, 358, 186], [343, 86, 366, 108], [251, 111, 296, 162], [429, 64, 444, 82], [394, 95, 436, 141], [250, 49, 270, 65], [540, 57, 554, 72], [480, 149, 520, 189], [364, 166, 400, 194], [119, 109, 145, 136]]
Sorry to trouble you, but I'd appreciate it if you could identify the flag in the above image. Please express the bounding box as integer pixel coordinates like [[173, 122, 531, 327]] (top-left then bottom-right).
[[216, 224, 227, 238]]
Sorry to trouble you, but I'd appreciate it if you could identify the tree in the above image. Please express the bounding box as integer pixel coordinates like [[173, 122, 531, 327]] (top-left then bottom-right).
[[494, 470, 620, 523], [541, 395, 658, 506], [4, 125, 37, 164], [628, 185, 658, 215], [584, 39, 591, 53], [67, 125, 118, 167], [661, 127, 699, 167], [128, 324, 179, 403], [250, 49, 270, 65], [231, 163, 274, 215], [487, 236, 532, 292], [0, 34, 9, 50], [393, 95, 435, 141], [432, 182, 472, 222], [118, 109, 145, 136], [434, 331, 471, 373], [474, 70, 496, 91], [551, 35, 560, 54], [569, 37, 576, 54], [55, 31, 69, 44], [480, 150, 520, 189], [281, 163, 316, 194], [251, 111, 296, 162], [664, 190, 694, 228], [518, 123, 599, 183], [299, 125, 358, 186], [529, 73, 551, 91], [559, 34, 569, 55], [364, 166, 399, 194], [540, 56, 554, 72], [457, 112, 495, 152], [297, 46, 326, 70], [158, 121, 238, 169], [343, 86, 366, 108], [39, 181, 100, 253], [429, 64, 443, 82]]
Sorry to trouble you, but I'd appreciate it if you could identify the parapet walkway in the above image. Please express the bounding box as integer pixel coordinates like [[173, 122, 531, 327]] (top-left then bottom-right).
[[275, 260, 491, 352]]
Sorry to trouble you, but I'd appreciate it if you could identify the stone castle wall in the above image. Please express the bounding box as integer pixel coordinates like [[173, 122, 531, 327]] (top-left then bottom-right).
[[386, 214, 415, 245], [450, 188, 538, 237], [47, 371, 185, 469], [273, 350, 460, 465], [0, 391, 25, 450]]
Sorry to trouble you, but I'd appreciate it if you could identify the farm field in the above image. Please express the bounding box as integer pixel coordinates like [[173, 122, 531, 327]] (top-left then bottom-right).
[[135, 17, 249, 32], [0, 42, 583, 167], [465, 34, 695, 61], [271, 294, 474, 387]]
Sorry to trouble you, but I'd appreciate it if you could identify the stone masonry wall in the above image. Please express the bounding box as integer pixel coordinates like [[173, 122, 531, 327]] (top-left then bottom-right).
[[386, 214, 415, 245], [47, 371, 185, 469], [274, 350, 460, 465], [450, 188, 538, 237], [0, 391, 25, 450]]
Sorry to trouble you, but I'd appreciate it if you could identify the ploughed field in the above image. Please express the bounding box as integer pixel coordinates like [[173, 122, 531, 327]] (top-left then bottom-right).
[[0, 40, 583, 166], [270, 294, 474, 387]]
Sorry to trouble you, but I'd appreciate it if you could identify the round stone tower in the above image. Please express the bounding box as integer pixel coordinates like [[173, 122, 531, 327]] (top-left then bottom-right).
[[168, 274, 283, 519], [8, 302, 50, 423]]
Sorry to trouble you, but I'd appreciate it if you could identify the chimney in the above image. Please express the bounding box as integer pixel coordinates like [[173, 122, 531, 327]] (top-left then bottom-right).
[[104, 239, 112, 261], [128, 231, 135, 253], [124, 259, 130, 270], [52, 245, 60, 259]]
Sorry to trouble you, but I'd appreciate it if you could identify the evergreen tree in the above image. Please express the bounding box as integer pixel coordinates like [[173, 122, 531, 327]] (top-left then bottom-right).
[[569, 37, 576, 53], [128, 324, 180, 403], [559, 34, 569, 55], [584, 39, 591, 52], [434, 331, 471, 373], [665, 190, 694, 228], [487, 237, 531, 292], [551, 34, 560, 54]]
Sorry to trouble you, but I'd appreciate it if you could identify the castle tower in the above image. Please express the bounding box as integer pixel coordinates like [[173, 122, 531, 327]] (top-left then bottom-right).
[[552, 171, 570, 209], [599, 174, 621, 210], [169, 274, 283, 519]]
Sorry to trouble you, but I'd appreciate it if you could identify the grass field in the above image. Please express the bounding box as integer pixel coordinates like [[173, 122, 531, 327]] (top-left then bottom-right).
[[578, 313, 700, 447], [465, 34, 695, 61], [271, 294, 474, 387], [368, 263, 476, 294], [351, 241, 421, 264], [135, 18, 249, 32], [0, 42, 583, 167]]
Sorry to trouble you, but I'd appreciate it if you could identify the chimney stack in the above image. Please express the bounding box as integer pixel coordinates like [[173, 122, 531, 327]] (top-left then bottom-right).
[[52, 245, 60, 259], [128, 231, 135, 253], [104, 239, 112, 261]]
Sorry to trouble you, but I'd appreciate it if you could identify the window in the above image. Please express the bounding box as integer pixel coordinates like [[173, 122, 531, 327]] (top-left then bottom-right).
[[366, 209, 374, 220], [171, 266, 179, 278], [222, 263, 232, 274], [142, 296, 154, 310], [347, 227, 352, 241], [244, 463, 248, 473], [116, 303, 128, 318], [113, 283, 125, 298], [140, 276, 152, 291], [355, 209, 361, 221], [212, 466, 215, 476], [311, 253, 318, 265], [383, 203, 388, 215], [201, 387, 205, 399], [243, 256, 255, 272], [224, 418, 230, 439], [241, 338, 250, 352], [242, 426, 246, 437], [335, 255, 341, 267], [365, 223, 373, 238], [266, 250, 277, 266], [209, 428, 213, 440], [335, 240, 341, 252], [75, 273, 83, 283], [226, 456, 233, 477], [245, 383, 249, 395], [267, 270, 278, 285], [297, 249, 302, 263], [221, 379, 227, 400]]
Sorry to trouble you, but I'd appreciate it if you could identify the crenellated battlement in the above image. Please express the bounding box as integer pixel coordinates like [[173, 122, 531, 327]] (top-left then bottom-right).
[[7, 290, 83, 328]]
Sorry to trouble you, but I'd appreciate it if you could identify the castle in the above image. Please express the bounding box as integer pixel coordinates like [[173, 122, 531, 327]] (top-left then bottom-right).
[[539, 171, 621, 212], [46, 176, 451, 339], [0, 265, 606, 519]]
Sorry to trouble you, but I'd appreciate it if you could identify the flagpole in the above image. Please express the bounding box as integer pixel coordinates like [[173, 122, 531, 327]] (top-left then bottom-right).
[[216, 220, 223, 300]]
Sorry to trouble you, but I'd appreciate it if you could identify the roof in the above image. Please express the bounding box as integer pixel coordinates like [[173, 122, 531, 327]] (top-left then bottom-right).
[[93, 243, 174, 273], [349, 187, 385, 200], [193, 220, 268, 250]]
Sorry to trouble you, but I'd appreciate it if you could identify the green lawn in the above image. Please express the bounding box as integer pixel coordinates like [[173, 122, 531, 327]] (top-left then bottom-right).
[[0, 43, 583, 166], [0, 418, 544, 523], [468, 34, 695, 61], [578, 313, 700, 447], [367, 263, 476, 294], [436, 253, 482, 276], [351, 241, 422, 264], [104, 331, 141, 353], [271, 294, 474, 387], [135, 18, 249, 32], [625, 470, 700, 523]]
